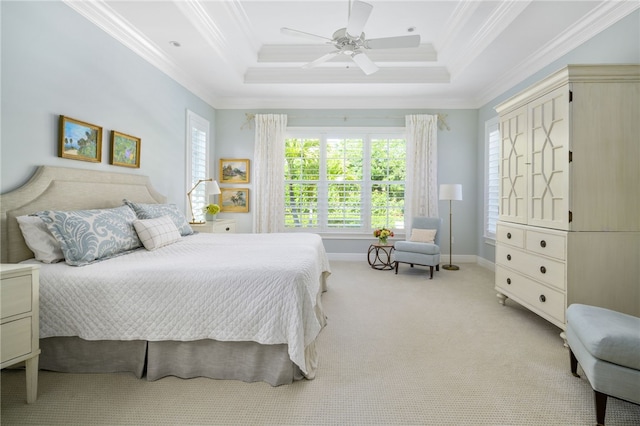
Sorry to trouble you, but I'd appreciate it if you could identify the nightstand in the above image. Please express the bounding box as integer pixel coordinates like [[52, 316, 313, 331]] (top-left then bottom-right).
[[1, 263, 40, 403], [191, 219, 236, 234]]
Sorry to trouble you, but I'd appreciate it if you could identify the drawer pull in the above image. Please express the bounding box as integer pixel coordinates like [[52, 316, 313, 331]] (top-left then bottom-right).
[[539, 295, 546, 303], [507, 254, 511, 261], [506, 278, 511, 285], [540, 240, 546, 248], [507, 232, 512, 239], [540, 266, 546, 274], [225, 227, 230, 231]]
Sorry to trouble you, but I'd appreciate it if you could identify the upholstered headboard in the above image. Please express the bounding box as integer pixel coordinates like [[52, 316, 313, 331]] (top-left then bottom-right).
[[0, 166, 166, 263]]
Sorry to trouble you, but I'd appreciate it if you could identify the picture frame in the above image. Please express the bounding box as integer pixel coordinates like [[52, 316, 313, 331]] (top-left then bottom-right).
[[220, 188, 249, 213], [110, 131, 141, 168], [220, 159, 250, 183], [58, 115, 102, 163]]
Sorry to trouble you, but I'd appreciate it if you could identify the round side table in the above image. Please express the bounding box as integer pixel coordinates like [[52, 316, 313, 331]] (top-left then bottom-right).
[[367, 244, 395, 270]]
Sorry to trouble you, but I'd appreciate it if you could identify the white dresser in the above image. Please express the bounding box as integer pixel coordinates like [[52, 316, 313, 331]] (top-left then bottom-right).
[[1, 263, 40, 403], [191, 219, 236, 234], [494, 65, 640, 333]]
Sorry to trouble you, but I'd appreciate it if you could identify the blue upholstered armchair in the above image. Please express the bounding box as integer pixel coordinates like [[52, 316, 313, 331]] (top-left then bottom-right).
[[394, 217, 442, 279]]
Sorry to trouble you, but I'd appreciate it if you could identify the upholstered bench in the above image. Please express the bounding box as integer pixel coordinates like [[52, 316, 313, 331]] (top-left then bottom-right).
[[566, 304, 640, 425]]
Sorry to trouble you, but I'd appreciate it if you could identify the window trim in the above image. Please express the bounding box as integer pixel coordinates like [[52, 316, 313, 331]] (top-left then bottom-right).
[[484, 117, 500, 241], [185, 110, 210, 223]]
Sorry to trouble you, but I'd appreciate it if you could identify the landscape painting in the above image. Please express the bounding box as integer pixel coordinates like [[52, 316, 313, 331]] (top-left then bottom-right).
[[110, 131, 141, 168], [220, 188, 249, 213], [220, 159, 250, 183], [59, 115, 102, 162]]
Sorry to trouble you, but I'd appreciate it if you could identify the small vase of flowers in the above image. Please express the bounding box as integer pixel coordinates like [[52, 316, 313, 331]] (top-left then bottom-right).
[[203, 203, 220, 221], [373, 227, 394, 245]]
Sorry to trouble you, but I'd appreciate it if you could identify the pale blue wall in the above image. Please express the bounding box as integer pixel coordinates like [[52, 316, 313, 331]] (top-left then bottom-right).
[[475, 9, 640, 264], [0, 0, 216, 209], [215, 109, 477, 256]]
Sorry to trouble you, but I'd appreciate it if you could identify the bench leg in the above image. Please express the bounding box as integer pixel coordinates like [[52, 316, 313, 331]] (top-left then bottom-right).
[[594, 390, 607, 426]]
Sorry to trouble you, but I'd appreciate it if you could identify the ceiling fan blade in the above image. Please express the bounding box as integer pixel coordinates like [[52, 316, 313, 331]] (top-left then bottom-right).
[[281, 27, 333, 43], [346, 0, 373, 38], [365, 34, 421, 49], [302, 51, 340, 69], [351, 51, 379, 75]]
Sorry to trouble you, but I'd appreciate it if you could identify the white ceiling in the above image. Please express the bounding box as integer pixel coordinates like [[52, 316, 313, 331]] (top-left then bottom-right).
[[64, 0, 639, 109]]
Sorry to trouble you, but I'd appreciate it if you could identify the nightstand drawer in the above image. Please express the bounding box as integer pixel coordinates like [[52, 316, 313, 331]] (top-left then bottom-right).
[[1, 274, 32, 319], [213, 221, 235, 233], [0, 317, 32, 363]]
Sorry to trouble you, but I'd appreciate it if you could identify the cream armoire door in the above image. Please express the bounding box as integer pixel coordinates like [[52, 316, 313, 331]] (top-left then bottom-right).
[[499, 85, 569, 230]]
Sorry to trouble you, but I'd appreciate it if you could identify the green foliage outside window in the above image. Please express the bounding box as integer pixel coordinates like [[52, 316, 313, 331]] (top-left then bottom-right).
[[285, 134, 406, 232]]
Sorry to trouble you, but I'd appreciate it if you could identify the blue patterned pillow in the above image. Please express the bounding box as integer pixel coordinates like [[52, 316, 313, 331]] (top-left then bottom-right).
[[35, 205, 142, 266], [123, 199, 193, 236]]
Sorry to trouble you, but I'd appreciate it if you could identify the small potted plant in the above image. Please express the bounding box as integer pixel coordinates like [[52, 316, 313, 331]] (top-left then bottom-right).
[[203, 203, 220, 221]]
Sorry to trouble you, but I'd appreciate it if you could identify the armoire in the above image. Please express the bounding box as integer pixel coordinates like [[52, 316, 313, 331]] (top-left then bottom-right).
[[493, 64, 639, 338]]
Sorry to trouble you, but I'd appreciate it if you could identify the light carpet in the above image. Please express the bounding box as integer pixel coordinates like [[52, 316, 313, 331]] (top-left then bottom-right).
[[2, 261, 639, 425]]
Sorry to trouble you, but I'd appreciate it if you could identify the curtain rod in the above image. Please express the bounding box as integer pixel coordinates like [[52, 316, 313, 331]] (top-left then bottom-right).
[[241, 113, 450, 131]]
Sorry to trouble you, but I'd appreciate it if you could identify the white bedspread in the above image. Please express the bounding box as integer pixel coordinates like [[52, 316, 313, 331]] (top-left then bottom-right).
[[28, 232, 330, 375]]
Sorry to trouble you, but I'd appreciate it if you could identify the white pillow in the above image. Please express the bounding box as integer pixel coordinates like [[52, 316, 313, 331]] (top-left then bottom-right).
[[409, 228, 437, 244], [133, 216, 181, 251], [16, 215, 65, 263]]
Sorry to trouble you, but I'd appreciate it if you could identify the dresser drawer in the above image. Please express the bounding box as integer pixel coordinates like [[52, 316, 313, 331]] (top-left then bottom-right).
[[1, 274, 32, 320], [496, 244, 566, 291], [495, 266, 566, 325], [496, 223, 525, 248], [525, 229, 566, 260], [0, 317, 32, 364]]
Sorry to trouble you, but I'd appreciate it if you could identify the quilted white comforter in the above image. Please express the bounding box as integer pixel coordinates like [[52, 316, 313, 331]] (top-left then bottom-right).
[[29, 232, 330, 375]]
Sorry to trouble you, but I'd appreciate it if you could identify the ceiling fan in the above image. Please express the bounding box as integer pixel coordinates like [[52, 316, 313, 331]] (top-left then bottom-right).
[[280, 0, 420, 75]]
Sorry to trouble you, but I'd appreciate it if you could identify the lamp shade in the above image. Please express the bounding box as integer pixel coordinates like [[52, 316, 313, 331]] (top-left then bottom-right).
[[209, 180, 221, 195], [439, 184, 462, 201]]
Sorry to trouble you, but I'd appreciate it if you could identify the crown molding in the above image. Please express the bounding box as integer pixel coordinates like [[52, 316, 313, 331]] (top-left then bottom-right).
[[475, 0, 640, 107], [244, 67, 450, 84], [258, 44, 437, 63]]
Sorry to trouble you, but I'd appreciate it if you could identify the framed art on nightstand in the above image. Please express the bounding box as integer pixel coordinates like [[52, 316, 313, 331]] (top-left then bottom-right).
[[220, 188, 249, 213], [110, 131, 141, 168], [59, 115, 102, 163], [220, 159, 250, 183]]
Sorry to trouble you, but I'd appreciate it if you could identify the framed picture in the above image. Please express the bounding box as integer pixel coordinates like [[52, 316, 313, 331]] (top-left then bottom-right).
[[220, 159, 250, 183], [58, 115, 102, 162], [110, 131, 141, 168], [220, 188, 249, 213]]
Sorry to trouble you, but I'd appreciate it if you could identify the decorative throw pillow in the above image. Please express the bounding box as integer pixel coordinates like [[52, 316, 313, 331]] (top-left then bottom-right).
[[133, 216, 181, 251], [16, 215, 65, 263], [123, 199, 193, 236], [410, 228, 437, 244], [35, 205, 142, 266]]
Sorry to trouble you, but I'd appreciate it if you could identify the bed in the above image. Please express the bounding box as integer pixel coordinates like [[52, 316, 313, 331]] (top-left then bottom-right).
[[0, 166, 330, 386]]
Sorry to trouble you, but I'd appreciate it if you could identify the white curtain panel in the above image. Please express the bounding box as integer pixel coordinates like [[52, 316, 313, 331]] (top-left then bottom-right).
[[253, 114, 288, 233], [405, 114, 439, 230]]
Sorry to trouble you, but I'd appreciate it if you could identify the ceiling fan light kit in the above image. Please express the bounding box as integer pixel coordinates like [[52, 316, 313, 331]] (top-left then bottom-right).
[[281, 0, 420, 75]]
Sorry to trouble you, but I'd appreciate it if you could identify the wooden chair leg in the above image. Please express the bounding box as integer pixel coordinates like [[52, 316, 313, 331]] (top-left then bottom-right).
[[436, 265, 440, 271], [395, 261, 399, 274], [429, 266, 433, 279], [595, 390, 607, 426], [570, 348, 580, 377]]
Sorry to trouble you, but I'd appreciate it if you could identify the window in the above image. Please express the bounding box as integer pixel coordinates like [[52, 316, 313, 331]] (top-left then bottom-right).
[[186, 110, 210, 223], [485, 117, 500, 240], [284, 128, 406, 234]]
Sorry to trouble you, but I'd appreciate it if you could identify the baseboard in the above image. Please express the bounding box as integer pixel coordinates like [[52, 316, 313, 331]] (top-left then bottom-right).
[[327, 252, 485, 267]]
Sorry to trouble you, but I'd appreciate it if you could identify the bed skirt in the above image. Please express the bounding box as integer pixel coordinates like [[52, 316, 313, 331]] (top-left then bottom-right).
[[39, 337, 309, 386]]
